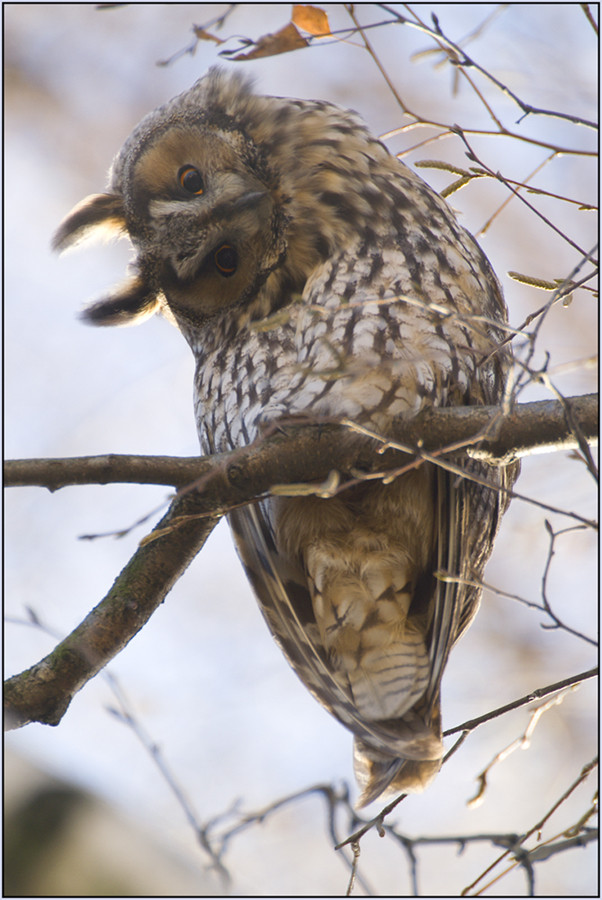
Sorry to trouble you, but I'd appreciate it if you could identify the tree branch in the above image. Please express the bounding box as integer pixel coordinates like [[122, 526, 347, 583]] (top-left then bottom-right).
[[443, 667, 598, 737], [4, 491, 219, 730], [4, 394, 597, 731], [4, 394, 598, 491]]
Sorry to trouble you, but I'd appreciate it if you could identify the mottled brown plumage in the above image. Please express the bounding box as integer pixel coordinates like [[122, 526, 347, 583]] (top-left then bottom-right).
[[54, 68, 518, 806]]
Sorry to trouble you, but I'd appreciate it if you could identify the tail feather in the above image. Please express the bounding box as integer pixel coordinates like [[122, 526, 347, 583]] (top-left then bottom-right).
[[354, 696, 443, 807], [354, 741, 443, 807]]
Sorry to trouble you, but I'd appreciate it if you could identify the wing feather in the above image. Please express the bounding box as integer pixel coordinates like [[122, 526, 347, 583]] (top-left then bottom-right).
[[228, 502, 441, 761]]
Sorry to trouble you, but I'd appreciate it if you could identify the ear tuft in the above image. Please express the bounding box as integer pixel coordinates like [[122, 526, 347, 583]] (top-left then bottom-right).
[[80, 275, 160, 327], [52, 193, 127, 252]]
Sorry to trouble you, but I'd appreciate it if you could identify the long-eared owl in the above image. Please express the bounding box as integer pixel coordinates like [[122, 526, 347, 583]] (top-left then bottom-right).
[[54, 68, 517, 806]]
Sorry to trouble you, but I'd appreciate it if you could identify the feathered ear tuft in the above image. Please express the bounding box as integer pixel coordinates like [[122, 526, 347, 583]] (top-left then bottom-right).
[[80, 275, 160, 327], [52, 193, 127, 252]]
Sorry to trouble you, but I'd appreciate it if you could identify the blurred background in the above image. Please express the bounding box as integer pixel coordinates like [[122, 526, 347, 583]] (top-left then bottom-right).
[[5, 4, 598, 895]]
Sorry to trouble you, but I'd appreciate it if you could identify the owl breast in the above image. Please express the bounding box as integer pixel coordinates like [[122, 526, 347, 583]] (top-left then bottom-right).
[[192, 242, 500, 455]]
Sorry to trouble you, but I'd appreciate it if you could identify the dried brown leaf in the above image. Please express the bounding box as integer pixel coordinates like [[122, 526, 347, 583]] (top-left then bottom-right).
[[232, 22, 308, 61], [192, 25, 224, 45], [292, 4, 331, 36]]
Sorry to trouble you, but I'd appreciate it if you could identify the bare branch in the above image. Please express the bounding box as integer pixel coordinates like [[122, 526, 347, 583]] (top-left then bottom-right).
[[466, 689, 577, 809], [4, 394, 598, 492], [452, 128, 594, 256], [380, 5, 598, 130], [540, 522, 598, 643], [524, 828, 598, 862], [462, 756, 599, 895], [443, 667, 597, 737], [4, 490, 219, 730]]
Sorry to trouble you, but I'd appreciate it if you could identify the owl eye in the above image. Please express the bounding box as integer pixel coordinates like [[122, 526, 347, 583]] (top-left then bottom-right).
[[214, 244, 238, 276], [178, 165, 204, 195]]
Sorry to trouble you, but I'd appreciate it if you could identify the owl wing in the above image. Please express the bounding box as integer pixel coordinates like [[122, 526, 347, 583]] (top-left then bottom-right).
[[426, 461, 492, 712], [227, 448, 510, 801], [228, 501, 443, 763], [349, 463, 478, 806], [355, 456, 516, 806], [424, 454, 517, 725]]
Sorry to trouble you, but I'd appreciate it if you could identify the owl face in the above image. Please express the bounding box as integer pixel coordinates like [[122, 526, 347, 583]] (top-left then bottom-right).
[[130, 126, 282, 323], [54, 119, 287, 329], [52, 67, 407, 335]]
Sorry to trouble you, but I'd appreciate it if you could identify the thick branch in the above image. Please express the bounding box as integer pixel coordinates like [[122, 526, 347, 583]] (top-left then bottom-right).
[[4, 393, 597, 730], [4, 394, 598, 491], [4, 491, 219, 730]]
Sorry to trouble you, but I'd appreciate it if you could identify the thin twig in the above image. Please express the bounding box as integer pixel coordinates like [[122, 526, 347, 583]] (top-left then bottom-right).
[[443, 668, 597, 736], [462, 757, 599, 895], [380, 5, 598, 129]]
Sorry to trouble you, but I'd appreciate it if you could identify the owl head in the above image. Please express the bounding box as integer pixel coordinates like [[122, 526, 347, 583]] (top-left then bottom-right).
[[53, 67, 382, 335]]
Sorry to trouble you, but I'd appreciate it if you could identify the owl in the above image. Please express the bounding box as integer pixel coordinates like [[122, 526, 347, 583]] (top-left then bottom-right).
[[54, 68, 518, 806]]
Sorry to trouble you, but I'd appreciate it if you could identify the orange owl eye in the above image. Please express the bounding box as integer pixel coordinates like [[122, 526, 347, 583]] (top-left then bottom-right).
[[178, 166, 204, 195], [214, 244, 238, 276]]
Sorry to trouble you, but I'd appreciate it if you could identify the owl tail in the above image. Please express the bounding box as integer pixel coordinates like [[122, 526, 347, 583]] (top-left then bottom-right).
[[353, 740, 443, 807], [353, 698, 444, 807]]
